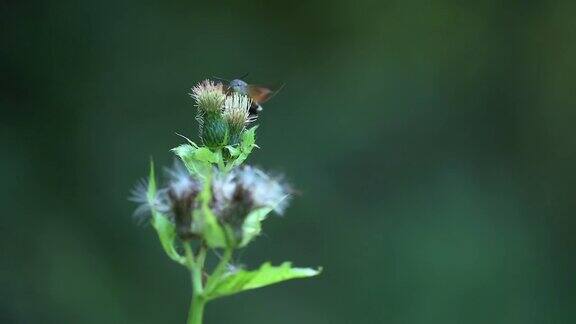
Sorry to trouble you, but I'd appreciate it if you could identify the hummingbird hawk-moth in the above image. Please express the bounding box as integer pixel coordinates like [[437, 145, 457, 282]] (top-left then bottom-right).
[[216, 75, 284, 116]]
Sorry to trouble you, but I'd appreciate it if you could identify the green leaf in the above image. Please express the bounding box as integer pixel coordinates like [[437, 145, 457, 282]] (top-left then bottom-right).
[[147, 161, 185, 265], [195, 173, 229, 248], [151, 211, 186, 265], [195, 147, 218, 163], [224, 145, 241, 158], [197, 205, 228, 248], [239, 207, 273, 247], [172, 144, 196, 171], [174, 132, 199, 148], [206, 262, 321, 300], [240, 126, 257, 152], [172, 144, 218, 177], [227, 126, 258, 170], [146, 158, 157, 203]]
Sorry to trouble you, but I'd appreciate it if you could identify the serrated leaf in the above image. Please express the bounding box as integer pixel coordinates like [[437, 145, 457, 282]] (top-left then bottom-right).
[[195, 147, 218, 163], [207, 262, 321, 300], [151, 211, 186, 265], [227, 126, 258, 170], [147, 161, 185, 265], [239, 207, 273, 247], [172, 144, 218, 177], [171, 144, 197, 173], [239, 126, 257, 159], [224, 145, 241, 158], [241, 126, 257, 152], [172, 143, 195, 158]]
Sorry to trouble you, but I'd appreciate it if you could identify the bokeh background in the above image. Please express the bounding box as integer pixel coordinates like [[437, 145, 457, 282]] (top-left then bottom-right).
[[2, 0, 576, 323]]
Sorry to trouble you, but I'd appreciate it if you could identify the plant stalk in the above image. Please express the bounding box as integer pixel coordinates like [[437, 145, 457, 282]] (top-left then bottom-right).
[[188, 293, 205, 324], [216, 148, 226, 171], [184, 243, 206, 324], [205, 247, 233, 294]]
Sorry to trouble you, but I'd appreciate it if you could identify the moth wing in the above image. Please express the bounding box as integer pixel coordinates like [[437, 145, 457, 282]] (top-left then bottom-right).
[[247, 84, 284, 104]]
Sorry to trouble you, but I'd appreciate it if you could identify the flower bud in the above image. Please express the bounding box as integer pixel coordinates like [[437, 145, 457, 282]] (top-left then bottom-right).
[[201, 115, 229, 148], [190, 80, 231, 148]]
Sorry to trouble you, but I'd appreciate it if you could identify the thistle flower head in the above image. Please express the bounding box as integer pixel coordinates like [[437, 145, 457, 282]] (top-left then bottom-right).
[[130, 162, 202, 239], [223, 93, 253, 126], [223, 93, 254, 144], [213, 166, 290, 218], [162, 162, 202, 240], [191, 80, 230, 148], [165, 162, 200, 202], [234, 166, 291, 215], [190, 79, 226, 115], [211, 166, 290, 244]]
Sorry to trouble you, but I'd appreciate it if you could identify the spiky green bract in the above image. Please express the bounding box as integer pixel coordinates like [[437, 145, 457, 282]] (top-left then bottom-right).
[[201, 115, 229, 148]]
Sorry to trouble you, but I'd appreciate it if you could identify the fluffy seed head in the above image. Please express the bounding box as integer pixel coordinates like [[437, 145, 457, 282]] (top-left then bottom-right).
[[163, 162, 202, 240], [129, 178, 158, 224], [234, 166, 291, 215], [212, 166, 291, 219]]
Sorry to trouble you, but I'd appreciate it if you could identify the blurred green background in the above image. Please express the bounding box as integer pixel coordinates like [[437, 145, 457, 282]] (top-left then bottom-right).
[[2, 0, 576, 323]]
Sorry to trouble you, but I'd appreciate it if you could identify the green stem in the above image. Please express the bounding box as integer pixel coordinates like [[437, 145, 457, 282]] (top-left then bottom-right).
[[183, 243, 196, 276], [205, 247, 233, 294], [216, 149, 226, 171], [193, 245, 207, 294], [188, 293, 205, 324], [184, 243, 206, 324]]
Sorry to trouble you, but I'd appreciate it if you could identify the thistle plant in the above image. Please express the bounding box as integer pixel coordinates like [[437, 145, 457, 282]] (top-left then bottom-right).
[[130, 79, 321, 324]]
